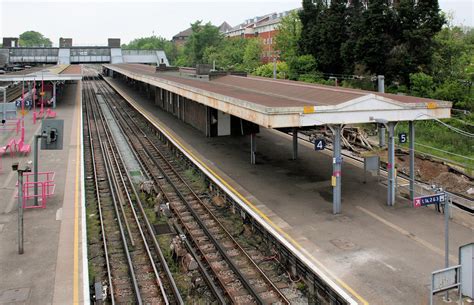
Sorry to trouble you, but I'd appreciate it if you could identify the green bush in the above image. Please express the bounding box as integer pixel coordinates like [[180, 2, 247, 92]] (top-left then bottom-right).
[[410, 72, 434, 98], [254, 61, 289, 79]]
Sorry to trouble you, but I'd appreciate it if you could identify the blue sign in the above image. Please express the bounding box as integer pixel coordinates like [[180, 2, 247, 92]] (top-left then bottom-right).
[[414, 193, 446, 208], [399, 133, 408, 144], [314, 138, 326, 151], [15, 100, 31, 108]]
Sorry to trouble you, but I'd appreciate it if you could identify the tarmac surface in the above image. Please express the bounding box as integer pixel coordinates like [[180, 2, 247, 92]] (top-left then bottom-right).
[[106, 76, 473, 305], [0, 83, 85, 305]]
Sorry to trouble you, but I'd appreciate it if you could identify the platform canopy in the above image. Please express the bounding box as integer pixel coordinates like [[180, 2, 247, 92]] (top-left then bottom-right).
[[0, 65, 82, 82], [104, 64, 452, 128]]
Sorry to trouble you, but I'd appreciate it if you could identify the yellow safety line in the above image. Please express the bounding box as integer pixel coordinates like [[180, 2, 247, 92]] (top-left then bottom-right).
[[73, 81, 81, 304], [107, 80, 369, 305]]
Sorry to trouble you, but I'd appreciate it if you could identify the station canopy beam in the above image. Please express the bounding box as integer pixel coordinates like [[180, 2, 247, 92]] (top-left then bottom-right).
[[103, 64, 454, 213]]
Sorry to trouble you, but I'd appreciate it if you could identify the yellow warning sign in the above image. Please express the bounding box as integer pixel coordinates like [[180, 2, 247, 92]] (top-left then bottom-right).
[[331, 176, 337, 187], [427, 102, 437, 109], [303, 106, 315, 114]]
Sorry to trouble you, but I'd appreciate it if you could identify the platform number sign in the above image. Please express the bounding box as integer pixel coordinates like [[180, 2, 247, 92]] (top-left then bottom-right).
[[414, 193, 446, 208], [314, 138, 326, 151], [399, 133, 408, 144]]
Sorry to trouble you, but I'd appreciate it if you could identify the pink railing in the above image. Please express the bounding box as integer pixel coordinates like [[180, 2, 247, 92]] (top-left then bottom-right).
[[0, 119, 21, 134], [16, 171, 56, 209]]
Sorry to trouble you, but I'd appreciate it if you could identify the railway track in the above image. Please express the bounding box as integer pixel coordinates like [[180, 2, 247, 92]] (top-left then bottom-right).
[[83, 76, 182, 305], [0, 85, 21, 103], [93, 76, 290, 305]]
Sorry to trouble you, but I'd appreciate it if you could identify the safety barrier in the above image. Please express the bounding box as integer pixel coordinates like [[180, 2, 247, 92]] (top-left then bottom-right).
[[0, 119, 20, 134], [16, 172, 56, 209]]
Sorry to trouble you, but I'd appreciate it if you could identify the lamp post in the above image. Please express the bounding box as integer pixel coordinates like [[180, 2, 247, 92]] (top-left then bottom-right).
[[12, 162, 31, 254], [1, 86, 6, 122]]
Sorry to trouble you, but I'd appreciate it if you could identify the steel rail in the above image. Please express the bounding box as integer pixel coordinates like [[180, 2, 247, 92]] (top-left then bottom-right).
[[84, 79, 142, 304], [83, 80, 115, 305], [96, 78, 290, 305], [90, 79, 173, 305], [92, 77, 184, 304]]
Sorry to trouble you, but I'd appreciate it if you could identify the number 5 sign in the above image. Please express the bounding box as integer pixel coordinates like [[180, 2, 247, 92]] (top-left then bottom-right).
[[399, 133, 408, 144]]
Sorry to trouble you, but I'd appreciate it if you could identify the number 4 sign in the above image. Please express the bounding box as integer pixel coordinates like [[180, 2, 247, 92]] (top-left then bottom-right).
[[314, 139, 326, 151]]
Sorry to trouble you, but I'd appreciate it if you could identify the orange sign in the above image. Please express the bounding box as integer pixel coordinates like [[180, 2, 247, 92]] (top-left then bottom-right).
[[303, 106, 315, 114]]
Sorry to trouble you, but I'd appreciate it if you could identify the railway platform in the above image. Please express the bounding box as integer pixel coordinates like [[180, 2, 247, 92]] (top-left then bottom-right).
[[0, 82, 87, 304], [105, 76, 473, 305]]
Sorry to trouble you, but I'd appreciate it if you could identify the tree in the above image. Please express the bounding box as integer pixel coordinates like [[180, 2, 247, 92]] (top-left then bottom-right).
[[185, 21, 222, 65], [431, 25, 472, 83], [433, 80, 468, 105], [19, 31, 52, 47], [341, 0, 364, 74], [287, 54, 317, 80], [242, 38, 263, 72], [355, 0, 397, 76], [387, 0, 445, 84], [298, 0, 326, 57], [316, 0, 348, 74], [409, 72, 434, 97], [275, 10, 302, 61], [203, 38, 248, 70], [254, 61, 289, 78]]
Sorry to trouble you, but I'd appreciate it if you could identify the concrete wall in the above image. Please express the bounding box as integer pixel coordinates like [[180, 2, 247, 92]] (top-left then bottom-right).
[[110, 48, 123, 64], [0, 49, 9, 66], [58, 48, 71, 64]]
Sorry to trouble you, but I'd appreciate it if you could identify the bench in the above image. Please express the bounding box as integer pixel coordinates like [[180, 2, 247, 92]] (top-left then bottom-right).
[[16, 139, 31, 155], [0, 138, 16, 156], [46, 108, 56, 118]]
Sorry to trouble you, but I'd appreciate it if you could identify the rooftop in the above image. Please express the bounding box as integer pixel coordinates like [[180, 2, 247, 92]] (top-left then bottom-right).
[[0, 65, 83, 81], [104, 63, 452, 128]]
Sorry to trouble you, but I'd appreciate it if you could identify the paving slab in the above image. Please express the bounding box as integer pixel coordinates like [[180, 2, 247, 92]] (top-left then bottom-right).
[[0, 82, 85, 305], [106, 76, 473, 305]]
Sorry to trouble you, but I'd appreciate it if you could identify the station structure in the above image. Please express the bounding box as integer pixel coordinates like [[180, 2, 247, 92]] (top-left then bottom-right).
[[1, 63, 470, 305], [102, 63, 452, 214], [0, 37, 169, 66], [0, 65, 82, 109], [0, 65, 84, 304]]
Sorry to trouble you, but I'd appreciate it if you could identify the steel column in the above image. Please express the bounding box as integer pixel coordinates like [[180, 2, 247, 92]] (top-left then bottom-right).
[[409, 121, 415, 200], [2, 88, 6, 121], [18, 171, 24, 254], [387, 122, 396, 206], [444, 195, 451, 301], [379, 124, 386, 148], [33, 133, 47, 206], [52, 82, 57, 108], [292, 128, 298, 160], [250, 133, 256, 165], [332, 125, 342, 214]]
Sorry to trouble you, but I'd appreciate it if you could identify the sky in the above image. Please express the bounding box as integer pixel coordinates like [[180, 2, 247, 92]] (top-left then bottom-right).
[[0, 0, 473, 47]]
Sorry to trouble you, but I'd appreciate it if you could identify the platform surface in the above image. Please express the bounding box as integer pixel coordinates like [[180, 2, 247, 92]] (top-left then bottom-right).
[[0, 82, 85, 305], [106, 76, 473, 305], [0, 65, 82, 82]]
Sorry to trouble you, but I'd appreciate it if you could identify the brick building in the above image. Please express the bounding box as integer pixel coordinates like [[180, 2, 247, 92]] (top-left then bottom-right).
[[172, 22, 233, 47], [225, 10, 295, 63]]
